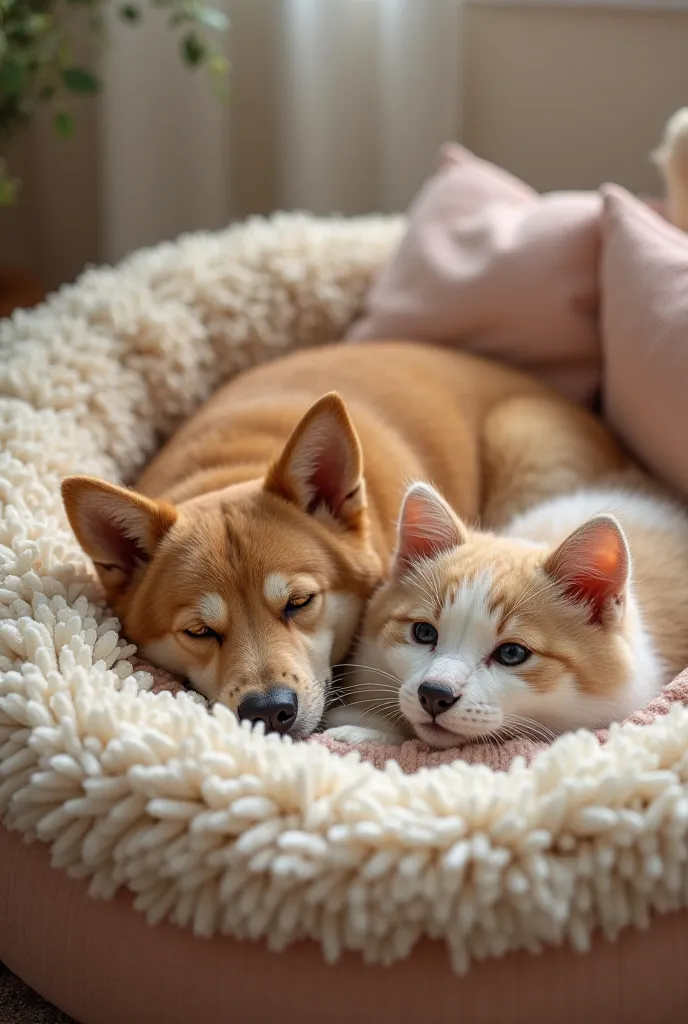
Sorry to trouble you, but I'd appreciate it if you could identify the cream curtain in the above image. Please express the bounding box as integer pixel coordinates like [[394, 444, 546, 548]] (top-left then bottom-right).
[[0, 0, 462, 289]]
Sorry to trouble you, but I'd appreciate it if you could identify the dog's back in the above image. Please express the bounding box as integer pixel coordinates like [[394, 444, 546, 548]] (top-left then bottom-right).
[[139, 341, 617, 545]]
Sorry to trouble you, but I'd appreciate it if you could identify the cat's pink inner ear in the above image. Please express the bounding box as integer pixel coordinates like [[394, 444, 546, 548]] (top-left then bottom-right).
[[545, 515, 630, 623], [394, 483, 464, 574]]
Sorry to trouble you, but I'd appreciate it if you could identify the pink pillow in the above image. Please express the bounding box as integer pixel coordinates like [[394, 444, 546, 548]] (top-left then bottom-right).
[[347, 144, 602, 404], [601, 185, 688, 499]]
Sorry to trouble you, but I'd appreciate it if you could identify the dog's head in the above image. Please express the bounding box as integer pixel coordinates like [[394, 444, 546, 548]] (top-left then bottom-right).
[[62, 394, 382, 738]]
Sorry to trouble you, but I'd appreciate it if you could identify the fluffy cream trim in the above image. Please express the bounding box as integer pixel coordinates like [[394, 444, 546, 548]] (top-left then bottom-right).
[[2, 213, 688, 973]]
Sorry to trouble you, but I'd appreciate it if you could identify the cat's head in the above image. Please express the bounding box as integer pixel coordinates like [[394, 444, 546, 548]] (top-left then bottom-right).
[[359, 482, 634, 748]]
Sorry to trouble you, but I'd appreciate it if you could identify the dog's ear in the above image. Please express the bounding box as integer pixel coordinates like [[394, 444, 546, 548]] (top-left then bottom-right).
[[393, 482, 466, 577], [264, 392, 366, 530], [61, 476, 177, 596]]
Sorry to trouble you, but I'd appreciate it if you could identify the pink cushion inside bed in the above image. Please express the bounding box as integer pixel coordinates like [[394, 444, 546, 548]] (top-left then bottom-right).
[[347, 143, 602, 404], [601, 185, 688, 499]]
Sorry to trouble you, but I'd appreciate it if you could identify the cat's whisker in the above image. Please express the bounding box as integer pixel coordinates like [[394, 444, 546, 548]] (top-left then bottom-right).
[[501, 714, 558, 744], [330, 663, 404, 686], [356, 702, 403, 727], [324, 693, 401, 716], [329, 678, 401, 695], [500, 716, 554, 741], [330, 697, 401, 712]]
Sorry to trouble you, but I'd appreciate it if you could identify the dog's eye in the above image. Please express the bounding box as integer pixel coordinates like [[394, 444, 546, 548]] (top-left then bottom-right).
[[284, 594, 315, 617], [492, 642, 531, 666], [95, 561, 123, 575], [183, 625, 220, 640], [412, 622, 438, 645]]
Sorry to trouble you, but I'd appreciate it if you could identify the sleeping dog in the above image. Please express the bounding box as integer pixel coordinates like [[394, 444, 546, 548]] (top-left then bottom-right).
[[62, 341, 624, 738]]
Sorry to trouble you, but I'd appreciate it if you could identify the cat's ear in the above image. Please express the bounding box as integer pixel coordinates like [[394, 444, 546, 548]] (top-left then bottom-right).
[[393, 482, 466, 576], [62, 476, 177, 597], [263, 393, 366, 531], [544, 514, 630, 624]]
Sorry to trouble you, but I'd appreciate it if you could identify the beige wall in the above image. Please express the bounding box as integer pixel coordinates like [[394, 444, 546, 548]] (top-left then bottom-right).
[[462, 5, 688, 194], [3, 3, 688, 289]]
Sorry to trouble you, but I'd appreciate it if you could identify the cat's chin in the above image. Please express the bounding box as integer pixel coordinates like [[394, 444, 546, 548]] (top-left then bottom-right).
[[411, 721, 485, 750]]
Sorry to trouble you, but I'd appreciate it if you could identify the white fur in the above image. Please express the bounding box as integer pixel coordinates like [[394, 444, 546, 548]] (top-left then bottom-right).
[[198, 592, 228, 629], [342, 487, 678, 750], [503, 487, 684, 545], [393, 572, 533, 750], [295, 590, 363, 736], [139, 636, 218, 699], [263, 572, 290, 605], [310, 590, 362, 673], [324, 723, 402, 746]]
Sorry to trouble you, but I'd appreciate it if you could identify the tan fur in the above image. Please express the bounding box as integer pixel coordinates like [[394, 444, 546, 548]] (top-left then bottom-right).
[[61, 341, 627, 736], [344, 477, 688, 749], [370, 534, 632, 700]]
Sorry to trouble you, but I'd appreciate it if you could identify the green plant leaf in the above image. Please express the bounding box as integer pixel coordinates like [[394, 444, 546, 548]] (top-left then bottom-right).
[[119, 4, 141, 23], [54, 111, 75, 138], [58, 39, 74, 69], [209, 53, 229, 100], [181, 31, 206, 67], [62, 66, 100, 94], [0, 161, 19, 207], [23, 14, 51, 37], [0, 57, 28, 98], [193, 7, 229, 32], [209, 53, 229, 77], [0, 0, 231, 164]]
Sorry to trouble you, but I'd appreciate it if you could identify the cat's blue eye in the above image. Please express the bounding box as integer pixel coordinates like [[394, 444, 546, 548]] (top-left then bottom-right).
[[412, 622, 438, 645], [492, 642, 531, 666]]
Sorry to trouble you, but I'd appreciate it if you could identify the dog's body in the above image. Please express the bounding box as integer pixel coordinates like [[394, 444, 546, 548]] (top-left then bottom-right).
[[62, 341, 626, 737]]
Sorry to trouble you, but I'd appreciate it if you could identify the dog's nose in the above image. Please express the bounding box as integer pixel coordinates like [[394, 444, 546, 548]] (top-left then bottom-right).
[[418, 681, 459, 717], [237, 687, 299, 734]]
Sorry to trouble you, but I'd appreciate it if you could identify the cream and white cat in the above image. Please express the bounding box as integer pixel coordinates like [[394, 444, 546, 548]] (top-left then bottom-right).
[[326, 481, 688, 749]]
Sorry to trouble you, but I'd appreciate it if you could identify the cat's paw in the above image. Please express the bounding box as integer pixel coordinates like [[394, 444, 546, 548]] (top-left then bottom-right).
[[324, 725, 403, 747]]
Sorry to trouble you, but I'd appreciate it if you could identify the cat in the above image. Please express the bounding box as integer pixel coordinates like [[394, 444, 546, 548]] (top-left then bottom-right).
[[325, 478, 688, 749]]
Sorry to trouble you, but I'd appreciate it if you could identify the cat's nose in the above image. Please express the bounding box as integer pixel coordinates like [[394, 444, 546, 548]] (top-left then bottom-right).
[[237, 687, 298, 734], [418, 681, 459, 717]]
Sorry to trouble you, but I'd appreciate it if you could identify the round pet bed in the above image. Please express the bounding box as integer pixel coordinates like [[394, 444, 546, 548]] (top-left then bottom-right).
[[2, 213, 688, 1023]]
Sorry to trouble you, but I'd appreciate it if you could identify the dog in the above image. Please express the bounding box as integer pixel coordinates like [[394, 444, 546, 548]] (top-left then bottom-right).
[[62, 341, 626, 738]]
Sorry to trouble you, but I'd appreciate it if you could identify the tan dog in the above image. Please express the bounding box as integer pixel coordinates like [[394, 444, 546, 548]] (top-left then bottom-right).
[[62, 341, 626, 738]]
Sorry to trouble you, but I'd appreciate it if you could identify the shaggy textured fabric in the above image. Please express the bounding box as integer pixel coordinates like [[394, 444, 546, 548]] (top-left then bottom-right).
[[2, 212, 688, 975], [146, 659, 688, 773]]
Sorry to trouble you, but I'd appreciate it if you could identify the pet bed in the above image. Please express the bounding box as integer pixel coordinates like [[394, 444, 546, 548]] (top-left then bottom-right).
[[3, 209, 688, 1024]]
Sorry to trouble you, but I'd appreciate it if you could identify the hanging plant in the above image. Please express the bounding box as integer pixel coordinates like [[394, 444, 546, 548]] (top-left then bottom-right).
[[0, 0, 230, 205]]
